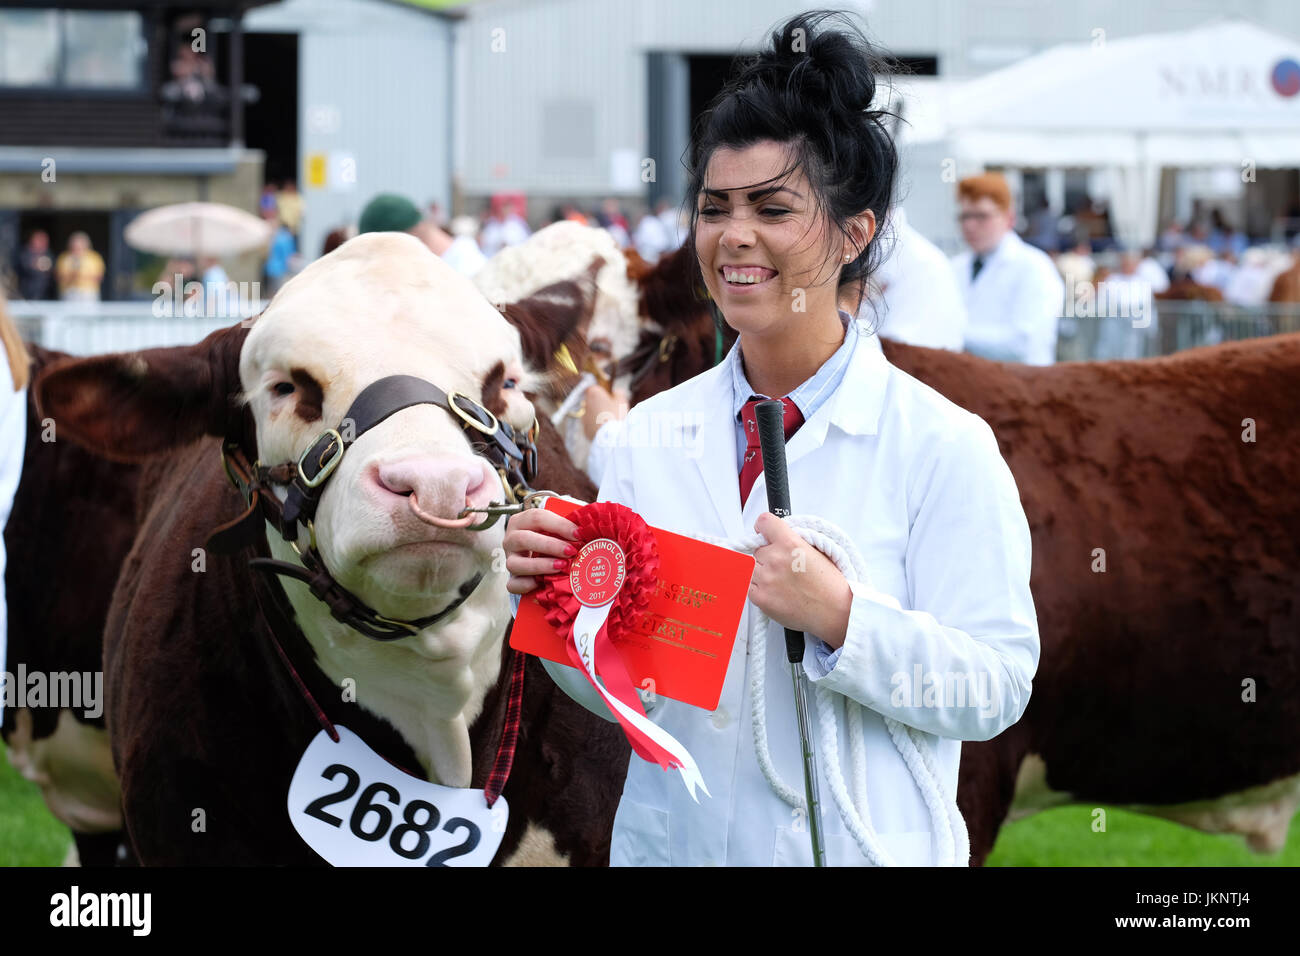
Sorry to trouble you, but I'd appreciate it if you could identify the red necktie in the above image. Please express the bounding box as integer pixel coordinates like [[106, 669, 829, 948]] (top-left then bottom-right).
[[739, 396, 804, 507]]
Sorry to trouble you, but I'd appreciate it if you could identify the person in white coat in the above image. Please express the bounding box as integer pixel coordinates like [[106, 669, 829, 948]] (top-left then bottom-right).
[[0, 298, 29, 725], [859, 206, 967, 351], [503, 12, 1039, 866], [951, 173, 1063, 365]]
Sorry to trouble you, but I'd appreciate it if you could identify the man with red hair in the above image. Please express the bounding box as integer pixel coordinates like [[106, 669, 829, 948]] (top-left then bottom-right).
[[951, 173, 1063, 365]]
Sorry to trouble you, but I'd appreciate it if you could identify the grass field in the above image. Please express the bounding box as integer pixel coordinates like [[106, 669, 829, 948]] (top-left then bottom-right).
[[1, 741, 73, 866], [2, 739, 1296, 866]]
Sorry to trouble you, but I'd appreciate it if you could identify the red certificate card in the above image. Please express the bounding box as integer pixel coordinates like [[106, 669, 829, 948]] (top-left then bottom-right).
[[510, 496, 756, 711]]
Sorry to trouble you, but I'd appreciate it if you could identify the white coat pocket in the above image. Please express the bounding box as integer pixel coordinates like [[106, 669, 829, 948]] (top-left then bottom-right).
[[773, 825, 933, 866], [610, 799, 671, 867]]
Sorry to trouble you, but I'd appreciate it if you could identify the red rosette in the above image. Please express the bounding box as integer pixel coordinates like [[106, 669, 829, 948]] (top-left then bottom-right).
[[530, 502, 698, 780], [532, 502, 659, 646]]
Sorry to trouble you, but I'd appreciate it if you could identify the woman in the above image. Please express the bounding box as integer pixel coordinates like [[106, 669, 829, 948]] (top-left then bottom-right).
[[504, 11, 1039, 866], [0, 295, 29, 725]]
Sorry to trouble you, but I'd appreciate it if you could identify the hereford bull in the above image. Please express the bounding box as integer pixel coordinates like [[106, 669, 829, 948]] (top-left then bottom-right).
[[474, 222, 644, 474], [29, 232, 630, 865]]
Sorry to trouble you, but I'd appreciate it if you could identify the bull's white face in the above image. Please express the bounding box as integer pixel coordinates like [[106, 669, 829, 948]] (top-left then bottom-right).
[[240, 232, 535, 632]]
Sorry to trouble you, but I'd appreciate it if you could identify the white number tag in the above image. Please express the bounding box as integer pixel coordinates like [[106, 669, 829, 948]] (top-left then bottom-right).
[[288, 725, 508, 867]]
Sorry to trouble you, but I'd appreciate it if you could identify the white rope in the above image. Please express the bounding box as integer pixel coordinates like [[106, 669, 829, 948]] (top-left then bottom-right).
[[671, 515, 970, 867]]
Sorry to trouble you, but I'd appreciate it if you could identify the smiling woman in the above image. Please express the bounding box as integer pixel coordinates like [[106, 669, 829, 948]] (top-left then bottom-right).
[[683, 12, 900, 398], [505, 9, 1039, 868]]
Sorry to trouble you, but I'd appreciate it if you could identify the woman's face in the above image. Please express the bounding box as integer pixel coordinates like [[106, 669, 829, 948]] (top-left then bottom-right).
[[695, 140, 863, 336]]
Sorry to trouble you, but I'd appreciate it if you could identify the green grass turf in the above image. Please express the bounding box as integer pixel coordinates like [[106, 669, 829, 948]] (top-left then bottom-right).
[[0, 740, 73, 866], [3, 735, 1297, 866], [985, 804, 1300, 866]]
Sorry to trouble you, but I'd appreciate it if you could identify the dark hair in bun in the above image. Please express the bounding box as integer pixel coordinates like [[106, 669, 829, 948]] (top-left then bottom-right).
[[685, 9, 902, 312]]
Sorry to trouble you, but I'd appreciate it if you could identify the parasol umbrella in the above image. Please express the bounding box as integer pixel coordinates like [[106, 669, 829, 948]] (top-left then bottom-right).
[[124, 202, 272, 258]]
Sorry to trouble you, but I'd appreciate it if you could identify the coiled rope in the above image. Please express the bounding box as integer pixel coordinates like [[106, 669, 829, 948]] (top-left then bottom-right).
[[670, 513, 970, 867]]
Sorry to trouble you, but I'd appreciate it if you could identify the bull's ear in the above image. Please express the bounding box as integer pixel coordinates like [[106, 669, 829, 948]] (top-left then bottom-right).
[[498, 257, 602, 371], [34, 322, 249, 462]]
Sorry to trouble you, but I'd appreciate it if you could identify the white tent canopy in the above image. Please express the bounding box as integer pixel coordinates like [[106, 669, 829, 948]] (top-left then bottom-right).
[[910, 18, 1300, 247]]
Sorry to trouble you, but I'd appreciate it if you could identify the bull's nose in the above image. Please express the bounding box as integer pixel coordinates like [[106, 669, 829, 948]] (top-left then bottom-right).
[[371, 456, 497, 518]]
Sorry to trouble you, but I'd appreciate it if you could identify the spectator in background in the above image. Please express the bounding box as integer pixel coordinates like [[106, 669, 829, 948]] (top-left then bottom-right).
[[427, 201, 449, 230], [199, 256, 231, 316], [951, 173, 1063, 365], [1055, 240, 1096, 301], [1157, 220, 1185, 255], [1024, 197, 1059, 252], [156, 257, 197, 311], [549, 203, 588, 226], [55, 232, 105, 302], [1207, 209, 1247, 258], [479, 197, 531, 257], [358, 193, 485, 278], [260, 183, 279, 219], [861, 206, 966, 351], [1192, 248, 1237, 292], [1223, 247, 1283, 306], [632, 198, 681, 263], [1137, 249, 1170, 295], [276, 181, 304, 238], [441, 217, 488, 277], [657, 198, 686, 251], [1161, 245, 1226, 302], [16, 231, 54, 301], [1095, 248, 1156, 360], [596, 198, 631, 248], [263, 205, 298, 296]]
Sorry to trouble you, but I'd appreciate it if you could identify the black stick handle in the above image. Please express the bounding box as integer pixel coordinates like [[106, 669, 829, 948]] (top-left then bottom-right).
[[755, 400, 804, 664]]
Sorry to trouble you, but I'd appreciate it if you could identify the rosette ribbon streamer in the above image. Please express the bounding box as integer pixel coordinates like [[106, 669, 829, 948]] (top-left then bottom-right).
[[533, 502, 710, 802]]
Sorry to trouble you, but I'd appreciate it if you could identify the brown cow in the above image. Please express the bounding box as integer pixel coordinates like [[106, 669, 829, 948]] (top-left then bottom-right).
[[2, 345, 138, 865], [26, 233, 631, 865], [880, 335, 1300, 860]]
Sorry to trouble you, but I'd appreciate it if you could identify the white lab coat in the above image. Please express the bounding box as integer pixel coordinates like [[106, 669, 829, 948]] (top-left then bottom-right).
[[951, 231, 1063, 365], [0, 357, 26, 724], [861, 208, 967, 351], [539, 329, 1040, 865]]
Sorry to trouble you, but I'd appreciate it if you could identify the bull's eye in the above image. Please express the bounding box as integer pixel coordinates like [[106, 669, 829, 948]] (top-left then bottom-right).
[[272, 382, 295, 397]]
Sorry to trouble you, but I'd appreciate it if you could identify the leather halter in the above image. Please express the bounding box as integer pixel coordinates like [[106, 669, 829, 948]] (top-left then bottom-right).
[[611, 331, 680, 393], [210, 374, 542, 641]]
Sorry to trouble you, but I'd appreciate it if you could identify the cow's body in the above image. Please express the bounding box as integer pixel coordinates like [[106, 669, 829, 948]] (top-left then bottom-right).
[[25, 233, 632, 865], [880, 334, 1300, 859], [2, 346, 137, 863], [103, 431, 625, 864]]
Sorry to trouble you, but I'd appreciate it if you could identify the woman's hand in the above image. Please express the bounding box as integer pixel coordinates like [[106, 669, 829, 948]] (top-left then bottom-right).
[[503, 507, 583, 596], [749, 511, 854, 649]]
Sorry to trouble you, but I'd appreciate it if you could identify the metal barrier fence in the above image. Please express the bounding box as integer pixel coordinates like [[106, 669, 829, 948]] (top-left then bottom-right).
[[10, 299, 1300, 363], [1057, 302, 1300, 362], [9, 301, 264, 357]]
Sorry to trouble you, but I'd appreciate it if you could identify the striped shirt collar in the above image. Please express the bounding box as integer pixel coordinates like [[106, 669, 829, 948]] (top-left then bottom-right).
[[729, 309, 858, 425]]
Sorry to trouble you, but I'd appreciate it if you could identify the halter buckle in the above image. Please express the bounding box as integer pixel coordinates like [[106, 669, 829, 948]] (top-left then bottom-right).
[[297, 429, 344, 489], [446, 390, 500, 435], [658, 333, 678, 362]]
